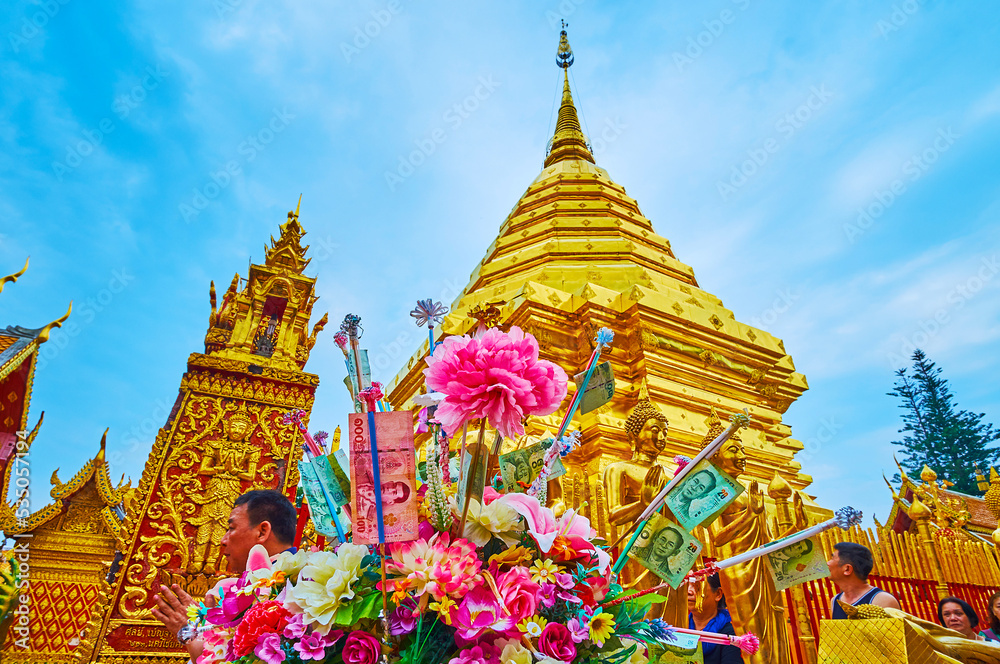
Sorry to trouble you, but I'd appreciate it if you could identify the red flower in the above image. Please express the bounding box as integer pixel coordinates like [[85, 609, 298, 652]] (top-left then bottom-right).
[[231, 601, 291, 658], [574, 576, 612, 607], [342, 630, 382, 664]]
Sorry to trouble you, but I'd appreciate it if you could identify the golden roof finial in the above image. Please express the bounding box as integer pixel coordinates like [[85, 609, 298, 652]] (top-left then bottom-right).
[[920, 464, 937, 483], [544, 24, 595, 168], [767, 472, 793, 500], [37, 302, 72, 344], [0, 257, 28, 295], [295, 193, 302, 218]]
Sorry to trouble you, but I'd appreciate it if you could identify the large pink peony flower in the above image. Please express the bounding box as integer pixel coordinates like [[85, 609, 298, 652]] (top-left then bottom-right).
[[423, 326, 568, 439]]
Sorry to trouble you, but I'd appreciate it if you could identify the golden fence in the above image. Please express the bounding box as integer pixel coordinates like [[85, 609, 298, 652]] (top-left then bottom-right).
[[784, 526, 1000, 664]]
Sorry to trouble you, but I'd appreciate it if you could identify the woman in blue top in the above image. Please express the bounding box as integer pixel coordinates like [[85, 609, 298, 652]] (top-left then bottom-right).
[[688, 573, 742, 664]]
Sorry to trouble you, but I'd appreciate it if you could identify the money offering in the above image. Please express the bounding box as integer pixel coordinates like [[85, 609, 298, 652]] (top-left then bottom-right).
[[649, 633, 703, 664], [765, 536, 828, 592], [664, 458, 744, 532], [348, 411, 418, 545], [298, 460, 342, 539], [573, 360, 615, 414], [498, 441, 567, 493], [630, 513, 703, 588]]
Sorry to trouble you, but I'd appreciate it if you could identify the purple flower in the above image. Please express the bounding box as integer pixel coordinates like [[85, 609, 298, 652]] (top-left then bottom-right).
[[389, 604, 419, 635], [254, 632, 286, 664], [537, 583, 558, 609]]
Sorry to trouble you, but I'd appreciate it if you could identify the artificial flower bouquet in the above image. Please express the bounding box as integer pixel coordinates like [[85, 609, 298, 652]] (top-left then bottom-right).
[[189, 491, 678, 664]]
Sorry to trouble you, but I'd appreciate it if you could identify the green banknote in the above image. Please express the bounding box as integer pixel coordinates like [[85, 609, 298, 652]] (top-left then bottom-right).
[[765, 536, 828, 592], [497, 441, 566, 493], [573, 360, 615, 414], [629, 512, 703, 589], [665, 459, 744, 531]]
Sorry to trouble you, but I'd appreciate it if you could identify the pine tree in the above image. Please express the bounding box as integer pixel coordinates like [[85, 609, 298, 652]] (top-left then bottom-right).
[[889, 349, 1000, 494]]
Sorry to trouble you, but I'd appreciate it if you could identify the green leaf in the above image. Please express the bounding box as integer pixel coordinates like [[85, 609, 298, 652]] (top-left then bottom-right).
[[334, 602, 355, 625], [352, 591, 382, 622], [624, 592, 669, 611]]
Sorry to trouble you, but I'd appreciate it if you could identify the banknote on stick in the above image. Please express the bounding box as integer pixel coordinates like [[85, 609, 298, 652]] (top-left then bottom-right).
[[664, 459, 744, 532], [629, 512, 703, 589], [348, 411, 418, 544], [498, 441, 567, 493], [573, 360, 615, 414], [299, 460, 343, 539], [765, 535, 828, 592]]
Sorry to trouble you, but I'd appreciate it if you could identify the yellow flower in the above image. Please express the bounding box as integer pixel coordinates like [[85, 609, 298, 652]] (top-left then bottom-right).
[[429, 595, 457, 624], [488, 544, 534, 570], [529, 559, 559, 585], [588, 610, 616, 646], [458, 498, 523, 547], [517, 614, 548, 637]]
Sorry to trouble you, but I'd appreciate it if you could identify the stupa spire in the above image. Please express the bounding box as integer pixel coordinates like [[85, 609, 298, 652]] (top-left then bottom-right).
[[544, 23, 595, 168]]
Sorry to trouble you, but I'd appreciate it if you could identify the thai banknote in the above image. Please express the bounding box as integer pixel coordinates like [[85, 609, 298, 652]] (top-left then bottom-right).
[[664, 459, 744, 532], [765, 536, 828, 592], [573, 360, 615, 414], [648, 633, 702, 664], [348, 411, 418, 545], [629, 513, 703, 589], [498, 442, 567, 493], [345, 348, 371, 402], [299, 459, 343, 540]]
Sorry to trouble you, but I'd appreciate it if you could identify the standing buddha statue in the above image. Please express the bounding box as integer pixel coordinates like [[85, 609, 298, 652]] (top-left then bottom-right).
[[706, 413, 792, 664], [602, 381, 684, 624]]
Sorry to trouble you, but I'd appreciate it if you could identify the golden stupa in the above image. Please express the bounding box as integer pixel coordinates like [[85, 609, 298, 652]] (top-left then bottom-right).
[[387, 28, 824, 531]]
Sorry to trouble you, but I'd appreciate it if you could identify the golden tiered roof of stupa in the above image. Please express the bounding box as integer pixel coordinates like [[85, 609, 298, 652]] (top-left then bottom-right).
[[388, 28, 821, 526]]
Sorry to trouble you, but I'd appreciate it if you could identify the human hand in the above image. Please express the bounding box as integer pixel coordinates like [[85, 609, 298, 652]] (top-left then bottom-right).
[[151, 584, 194, 634]]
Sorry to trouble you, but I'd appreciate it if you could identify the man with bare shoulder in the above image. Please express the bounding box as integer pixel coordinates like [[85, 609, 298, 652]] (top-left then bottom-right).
[[151, 489, 298, 662], [828, 541, 901, 618]]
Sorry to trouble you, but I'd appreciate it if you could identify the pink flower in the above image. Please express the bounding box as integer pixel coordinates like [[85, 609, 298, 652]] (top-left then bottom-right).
[[566, 617, 589, 644], [342, 630, 381, 664], [452, 586, 512, 640], [498, 494, 611, 573], [539, 622, 577, 662], [447, 643, 496, 664], [294, 629, 342, 661], [386, 533, 482, 600], [537, 583, 558, 608], [283, 613, 307, 639], [253, 633, 285, 664], [423, 326, 568, 439], [497, 566, 539, 631]]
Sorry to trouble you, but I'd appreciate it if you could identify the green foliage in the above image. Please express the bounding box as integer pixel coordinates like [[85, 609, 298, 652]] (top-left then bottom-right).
[[889, 349, 1000, 494]]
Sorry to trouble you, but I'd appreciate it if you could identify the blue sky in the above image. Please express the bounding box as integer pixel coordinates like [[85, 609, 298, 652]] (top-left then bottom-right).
[[1, 1, 998, 528]]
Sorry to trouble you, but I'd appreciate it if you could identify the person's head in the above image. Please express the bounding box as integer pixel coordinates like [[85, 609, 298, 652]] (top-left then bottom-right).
[[713, 439, 747, 478], [988, 590, 1000, 633], [938, 597, 979, 638], [221, 489, 297, 572], [382, 481, 411, 505], [827, 542, 873, 587], [680, 470, 717, 502], [649, 527, 683, 561], [687, 573, 726, 616]]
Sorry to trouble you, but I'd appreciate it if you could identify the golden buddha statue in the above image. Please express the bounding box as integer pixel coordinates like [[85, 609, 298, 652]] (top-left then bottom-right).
[[603, 382, 684, 624], [707, 421, 792, 664], [188, 405, 260, 572]]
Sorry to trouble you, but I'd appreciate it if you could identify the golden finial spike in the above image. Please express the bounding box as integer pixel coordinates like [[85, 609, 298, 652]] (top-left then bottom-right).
[[36, 301, 72, 344], [295, 193, 302, 218], [638, 376, 650, 401], [544, 25, 594, 168], [0, 256, 29, 295]]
